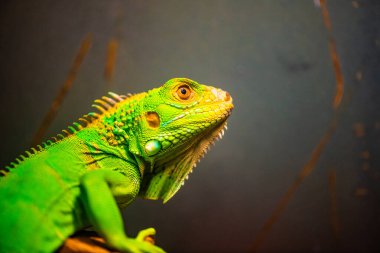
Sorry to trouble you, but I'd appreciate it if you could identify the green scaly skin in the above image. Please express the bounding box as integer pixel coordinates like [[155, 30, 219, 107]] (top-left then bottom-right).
[[0, 78, 233, 253]]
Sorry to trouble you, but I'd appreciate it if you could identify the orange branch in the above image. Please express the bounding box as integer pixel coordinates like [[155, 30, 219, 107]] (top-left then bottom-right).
[[104, 38, 119, 83], [250, 1, 344, 251], [320, 0, 344, 109], [31, 33, 92, 146], [250, 120, 337, 252]]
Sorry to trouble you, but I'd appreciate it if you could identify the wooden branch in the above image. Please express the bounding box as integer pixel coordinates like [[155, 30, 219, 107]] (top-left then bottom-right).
[[58, 230, 155, 253], [58, 231, 118, 253]]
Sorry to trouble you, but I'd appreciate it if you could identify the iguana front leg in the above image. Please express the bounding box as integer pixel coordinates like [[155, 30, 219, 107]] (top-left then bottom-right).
[[80, 169, 165, 253]]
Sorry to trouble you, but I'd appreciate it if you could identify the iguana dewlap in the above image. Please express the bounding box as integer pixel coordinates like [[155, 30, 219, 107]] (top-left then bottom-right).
[[0, 78, 233, 253]]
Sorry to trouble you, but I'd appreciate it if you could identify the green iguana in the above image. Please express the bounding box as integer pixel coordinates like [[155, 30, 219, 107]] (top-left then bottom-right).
[[0, 78, 233, 253]]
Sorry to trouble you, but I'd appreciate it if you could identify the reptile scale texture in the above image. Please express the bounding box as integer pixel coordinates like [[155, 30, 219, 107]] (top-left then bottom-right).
[[0, 78, 233, 253]]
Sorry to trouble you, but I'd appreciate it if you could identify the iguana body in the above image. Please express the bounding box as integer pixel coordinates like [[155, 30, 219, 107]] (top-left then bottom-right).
[[0, 78, 233, 253]]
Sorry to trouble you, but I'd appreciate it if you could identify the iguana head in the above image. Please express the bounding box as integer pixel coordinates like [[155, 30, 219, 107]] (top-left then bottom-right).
[[133, 78, 233, 202]]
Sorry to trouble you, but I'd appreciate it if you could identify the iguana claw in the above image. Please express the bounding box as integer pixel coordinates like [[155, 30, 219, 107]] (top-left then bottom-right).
[[136, 227, 156, 245], [117, 228, 165, 253]]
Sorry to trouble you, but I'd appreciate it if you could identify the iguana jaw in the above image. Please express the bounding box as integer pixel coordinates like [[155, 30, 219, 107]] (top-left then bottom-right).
[[164, 120, 229, 203], [140, 119, 230, 203]]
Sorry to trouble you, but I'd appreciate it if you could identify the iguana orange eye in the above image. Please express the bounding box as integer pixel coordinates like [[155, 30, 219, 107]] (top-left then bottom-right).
[[176, 85, 191, 100]]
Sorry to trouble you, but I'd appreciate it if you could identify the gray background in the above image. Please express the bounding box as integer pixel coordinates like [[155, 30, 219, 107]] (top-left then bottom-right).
[[1, 0, 379, 252]]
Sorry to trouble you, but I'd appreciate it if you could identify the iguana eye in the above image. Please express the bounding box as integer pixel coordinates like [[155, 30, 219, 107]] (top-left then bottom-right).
[[176, 85, 191, 100]]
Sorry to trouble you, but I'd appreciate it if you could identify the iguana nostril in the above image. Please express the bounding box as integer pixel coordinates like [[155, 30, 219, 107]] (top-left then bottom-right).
[[225, 92, 231, 101]]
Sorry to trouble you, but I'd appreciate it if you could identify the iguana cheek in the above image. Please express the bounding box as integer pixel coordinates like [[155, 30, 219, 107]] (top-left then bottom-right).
[[144, 140, 162, 156]]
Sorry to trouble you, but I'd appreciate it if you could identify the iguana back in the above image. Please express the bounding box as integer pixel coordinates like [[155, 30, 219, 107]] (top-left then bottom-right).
[[0, 136, 91, 252]]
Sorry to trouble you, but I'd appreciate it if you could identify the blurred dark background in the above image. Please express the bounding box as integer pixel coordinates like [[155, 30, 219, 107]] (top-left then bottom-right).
[[1, 0, 380, 252]]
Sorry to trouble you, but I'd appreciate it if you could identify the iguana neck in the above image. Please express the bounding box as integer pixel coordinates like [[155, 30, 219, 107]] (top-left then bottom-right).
[[81, 92, 150, 176]]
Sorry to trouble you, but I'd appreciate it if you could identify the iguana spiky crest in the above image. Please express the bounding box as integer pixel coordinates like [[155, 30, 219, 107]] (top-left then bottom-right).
[[0, 92, 130, 176]]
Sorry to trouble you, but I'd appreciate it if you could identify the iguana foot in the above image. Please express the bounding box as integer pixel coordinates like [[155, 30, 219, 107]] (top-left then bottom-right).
[[108, 228, 165, 253], [136, 228, 157, 245]]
